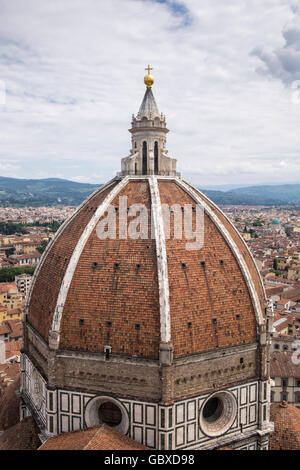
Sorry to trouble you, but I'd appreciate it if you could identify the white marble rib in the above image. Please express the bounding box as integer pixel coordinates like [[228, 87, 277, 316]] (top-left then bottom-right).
[[148, 176, 171, 343], [175, 178, 264, 326], [25, 178, 118, 316], [183, 179, 267, 304], [50, 176, 130, 342]]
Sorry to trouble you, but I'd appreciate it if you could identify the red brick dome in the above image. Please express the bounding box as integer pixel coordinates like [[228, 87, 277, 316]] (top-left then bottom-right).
[[270, 402, 300, 450], [26, 176, 266, 360]]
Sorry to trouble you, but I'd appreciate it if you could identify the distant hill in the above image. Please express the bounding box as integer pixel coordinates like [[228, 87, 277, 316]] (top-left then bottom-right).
[[200, 184, 256, 191], [229, 184, 300, 204], [0, 177, 101, 206], [197, 183, 300, 206], [199, 189, 284, 206], [0, 176, 300, 207]]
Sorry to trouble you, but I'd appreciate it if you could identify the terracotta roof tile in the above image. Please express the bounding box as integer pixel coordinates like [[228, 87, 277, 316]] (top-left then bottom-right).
[[0, 283, 17, 294], [26, 178, 265, 358], [283, 287, 300, 300], [0, 320, 23, 338], [59, 181, 160, 358], [38, 424, 148, 450], [270, 351, 300, 378], [5, 339, 22, 360], [265, 286, 285, 296], [270, 402, 300, 450], [27, 182, 118, 340], [0, 416, 41, 450], [159, 180, 258, 357], [0, 376, 20, 430]]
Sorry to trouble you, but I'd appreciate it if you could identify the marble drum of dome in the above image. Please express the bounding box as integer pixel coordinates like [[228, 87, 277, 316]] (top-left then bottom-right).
[[31, 368, 43, 411]]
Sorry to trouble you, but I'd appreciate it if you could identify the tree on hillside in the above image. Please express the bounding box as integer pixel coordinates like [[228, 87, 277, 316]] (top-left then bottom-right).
[[0, 266, 35, 282], [0, 222, 29, 235], [5, 247, 15, 257], [285, 227, 293, 238], [36, 239, 49, 254]]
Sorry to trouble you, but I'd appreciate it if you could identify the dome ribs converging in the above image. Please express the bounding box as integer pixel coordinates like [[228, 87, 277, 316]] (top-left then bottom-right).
[[158, 179, 258, 358], [26, 176, 265, 360]]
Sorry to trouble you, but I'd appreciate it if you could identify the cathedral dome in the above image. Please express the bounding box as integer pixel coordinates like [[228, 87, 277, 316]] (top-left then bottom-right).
[[22, 71, 273, 451], [26, 176, 266, 359]]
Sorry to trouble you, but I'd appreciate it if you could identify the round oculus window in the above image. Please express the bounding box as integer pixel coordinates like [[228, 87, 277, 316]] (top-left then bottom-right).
[[200, 391, 237, 437], [98, 402, 122, 427], [84, 396, 129, 435], [203, 397, 224, 423]]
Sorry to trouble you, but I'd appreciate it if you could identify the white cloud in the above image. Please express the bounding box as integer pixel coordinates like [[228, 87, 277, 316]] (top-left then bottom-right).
[[252, 1, 300, 84], [0, 0, 299, 186]]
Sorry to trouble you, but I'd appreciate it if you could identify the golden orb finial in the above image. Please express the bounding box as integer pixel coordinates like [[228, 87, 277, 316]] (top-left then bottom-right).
[[144, 64, 154, 88]]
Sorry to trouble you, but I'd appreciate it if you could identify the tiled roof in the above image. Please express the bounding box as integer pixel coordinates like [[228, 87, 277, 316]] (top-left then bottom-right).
[[276, 299, 290, 305], [273, 335, 294, 342], [27, 179, 265, 359], [14, 251, 41, 260], [273, 318, 289, 332], [0, 283, 17, 294], [270, 351, 300, 378], [267, 277, 296, 285], [0, 320, 23, 338], [282, 287, 300, 300], [38, 424, 148, 450], [5, 339, 22, 360], [265, 286, 285, 296], [6, 320, 23, 338], [0, 323, 10, 335], [270, 402, 300, 450], [273, 311, 287, 322], [159, 180, 260, 356], [27, 182, 118, 340], [0, 376, 20, 430], [0, 416, 41, 450], [0, 362, 19, 395]]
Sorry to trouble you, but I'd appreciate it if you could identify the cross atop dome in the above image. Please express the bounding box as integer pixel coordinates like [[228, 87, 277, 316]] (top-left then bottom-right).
[[144, 64, 154, 89], [139, 65, 160, 118]]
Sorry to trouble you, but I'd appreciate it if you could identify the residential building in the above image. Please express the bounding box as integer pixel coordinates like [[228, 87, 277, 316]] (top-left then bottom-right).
[[15, 273, 32, 298], [270, 351, 300, 408]]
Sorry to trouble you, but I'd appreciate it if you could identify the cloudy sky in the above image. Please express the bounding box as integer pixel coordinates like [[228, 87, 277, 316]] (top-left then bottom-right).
[[0, 0, 300, 187]]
